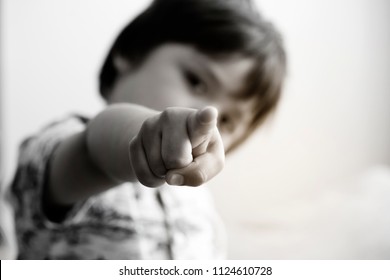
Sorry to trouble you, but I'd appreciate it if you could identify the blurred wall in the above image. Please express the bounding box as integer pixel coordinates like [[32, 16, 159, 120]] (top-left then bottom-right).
[[209, 0, 390, 258], [1, 0, 390, 259], [0, 0, 152, 260], [1, 0, 153, 182]]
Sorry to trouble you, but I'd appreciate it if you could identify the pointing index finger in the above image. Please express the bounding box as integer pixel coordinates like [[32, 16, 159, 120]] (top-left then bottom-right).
[[197, 106, 218, 126], [188, 106, 218, 147]]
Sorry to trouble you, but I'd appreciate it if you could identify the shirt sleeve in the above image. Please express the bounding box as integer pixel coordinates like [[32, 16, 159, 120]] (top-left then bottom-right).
[[11, 116, 93, 234]]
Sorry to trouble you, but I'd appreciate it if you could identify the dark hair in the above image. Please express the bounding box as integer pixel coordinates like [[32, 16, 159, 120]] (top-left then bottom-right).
[[99, 0, 286, 152]]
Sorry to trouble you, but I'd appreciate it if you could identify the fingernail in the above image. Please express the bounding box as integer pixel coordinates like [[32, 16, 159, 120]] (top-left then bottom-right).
[[168, 174, 184, 186]]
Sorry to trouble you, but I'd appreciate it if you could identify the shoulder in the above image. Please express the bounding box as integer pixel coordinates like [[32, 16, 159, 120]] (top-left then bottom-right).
[[11, 114, 91, 207]]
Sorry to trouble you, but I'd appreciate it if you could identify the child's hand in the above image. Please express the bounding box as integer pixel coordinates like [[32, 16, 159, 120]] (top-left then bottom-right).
[[129, 106, 225, 187]]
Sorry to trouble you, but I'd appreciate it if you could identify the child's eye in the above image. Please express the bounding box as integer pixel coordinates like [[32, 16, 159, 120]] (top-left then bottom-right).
[[183, 69, 208, 95], [218, 113, 235, 133]]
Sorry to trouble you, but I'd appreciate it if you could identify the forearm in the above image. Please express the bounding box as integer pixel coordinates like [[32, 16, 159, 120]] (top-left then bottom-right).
[[86, 103, 158, 182], [48, 103, 158, 207], [47, 130, 116, 207]]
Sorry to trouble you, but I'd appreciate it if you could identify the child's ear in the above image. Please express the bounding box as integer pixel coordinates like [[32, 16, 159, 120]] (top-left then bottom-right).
[[113, 55, 132, 74]]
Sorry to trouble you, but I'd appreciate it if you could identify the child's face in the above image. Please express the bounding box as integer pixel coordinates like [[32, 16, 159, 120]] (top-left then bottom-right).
[[107, 44, 255, 152]]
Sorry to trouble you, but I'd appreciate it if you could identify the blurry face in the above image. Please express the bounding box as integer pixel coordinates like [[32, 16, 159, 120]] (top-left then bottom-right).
[[107, 44, 255, 152]]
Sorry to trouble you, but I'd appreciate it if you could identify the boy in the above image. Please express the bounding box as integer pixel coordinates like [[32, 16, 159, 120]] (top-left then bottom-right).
[[11, 0, 286, 259]]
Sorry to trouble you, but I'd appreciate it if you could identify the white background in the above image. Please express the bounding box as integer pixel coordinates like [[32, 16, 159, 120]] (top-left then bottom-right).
[[1, 0, 390, 259]]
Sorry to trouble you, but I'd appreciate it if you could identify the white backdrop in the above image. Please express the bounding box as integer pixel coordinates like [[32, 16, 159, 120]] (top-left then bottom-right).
[[1, 0, 390, 259]]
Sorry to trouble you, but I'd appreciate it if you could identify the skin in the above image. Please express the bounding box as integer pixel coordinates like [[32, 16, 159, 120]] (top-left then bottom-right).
[[109, 44, 256, 150], [47, 44, 255, 210]]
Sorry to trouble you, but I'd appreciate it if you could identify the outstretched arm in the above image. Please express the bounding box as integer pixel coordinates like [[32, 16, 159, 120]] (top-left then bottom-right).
[[47, 104, 224, 213], [47, 104, 155, 209]]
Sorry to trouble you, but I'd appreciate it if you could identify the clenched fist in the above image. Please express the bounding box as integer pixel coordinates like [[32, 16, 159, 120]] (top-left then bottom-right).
[[129, 106, 225, 187]]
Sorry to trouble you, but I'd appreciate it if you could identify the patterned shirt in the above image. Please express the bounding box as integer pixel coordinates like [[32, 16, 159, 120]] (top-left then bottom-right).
[[11, 116, 225, 259]]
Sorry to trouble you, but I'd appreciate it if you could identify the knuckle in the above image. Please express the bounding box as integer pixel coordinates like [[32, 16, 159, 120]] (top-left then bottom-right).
[[142, 118, 153, 131], [140, 118, 155, 137], [160, 107, 188, 125], [161, 108, 175, 122]]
